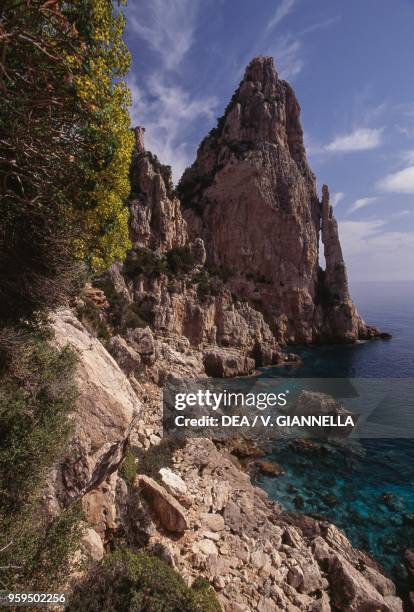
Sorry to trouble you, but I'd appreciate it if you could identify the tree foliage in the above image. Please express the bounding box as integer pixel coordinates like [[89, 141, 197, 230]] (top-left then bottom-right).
[[70, 0, 134, 269], [0, 0, 134, 323], [0, 0, 134, 591]]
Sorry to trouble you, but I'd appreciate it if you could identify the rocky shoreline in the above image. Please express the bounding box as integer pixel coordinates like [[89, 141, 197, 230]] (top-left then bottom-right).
[[43, 310, 404, 611]]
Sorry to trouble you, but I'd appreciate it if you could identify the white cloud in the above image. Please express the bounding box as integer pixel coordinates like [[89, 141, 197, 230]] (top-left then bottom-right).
[[128, 73, 217, 182], [298, 16, 340, 36], [394, 103, 414, 139], [339, 218, 414, 280], [266, 0, 296, 32], [125, 0, 218, 182], [265, 10, 339, 81], [325, 127, 383, 153], [348, 196, 379, 214], [392, 209, 413, 218], [378, 165, 414, 194], [340, 219, 387, 256], [271, 37, 304, 80], [127, 0, 199, 71], [331, 192, 345, 207]]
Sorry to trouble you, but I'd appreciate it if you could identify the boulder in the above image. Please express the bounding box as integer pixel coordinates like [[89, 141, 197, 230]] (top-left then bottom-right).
[[159, 467, 188, 498], [362, 566, 396, 597], [254, 459, 284, 477], [194, 539, 219, 556], [126, 326, 155, 362], [295, 390, 356, 437], [81, 527, 104, 561], [251, 341, 282, 367], [137, 475, 188, 533], [328, 554, 394, 611], [203, 348, 255, 378], [201, 512, 225, 532]]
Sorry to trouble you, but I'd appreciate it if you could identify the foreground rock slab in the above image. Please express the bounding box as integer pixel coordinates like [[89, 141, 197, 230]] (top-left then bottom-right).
[[45, 310, 141, 527], [137, 474, 188, 533]]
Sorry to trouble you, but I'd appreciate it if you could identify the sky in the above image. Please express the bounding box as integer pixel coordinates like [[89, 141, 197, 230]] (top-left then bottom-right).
[[123, 0, 414, 282]]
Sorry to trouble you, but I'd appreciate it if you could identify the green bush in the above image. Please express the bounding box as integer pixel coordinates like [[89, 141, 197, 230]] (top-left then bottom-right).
[[122, 301, 155, 331], [0, 327, 83, 590], [206, 264, 235, 284], [124, 249, 168, 279], [197, 275, 212, 300], [0, 329, 77, 514], [120, 448, 138, 486], [1, 503, 85, 591], [67, 549, 221, 612], [136, 438, 184, 482], [166, 246, 196, 275]]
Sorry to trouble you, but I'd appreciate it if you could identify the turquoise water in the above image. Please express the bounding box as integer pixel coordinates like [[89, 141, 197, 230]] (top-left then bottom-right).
[[255, 282, 414, 592]]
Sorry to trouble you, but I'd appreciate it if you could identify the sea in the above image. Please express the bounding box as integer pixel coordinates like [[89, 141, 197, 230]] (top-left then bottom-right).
[[254, 281, 414, 594]]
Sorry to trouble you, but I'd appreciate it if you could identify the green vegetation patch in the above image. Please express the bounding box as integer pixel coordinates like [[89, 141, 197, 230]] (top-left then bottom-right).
[[0, 327, 83, 590], [135, 438, 184, 482], [120, 447, 138, 486], [67, 549, 221, 612], [166, 246, 196, 275], [125, 246, 197, 280]]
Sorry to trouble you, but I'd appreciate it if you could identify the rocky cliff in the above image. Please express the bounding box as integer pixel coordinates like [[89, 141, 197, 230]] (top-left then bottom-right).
[[178, 56, 376, 344], [90, 123, 284, 381]]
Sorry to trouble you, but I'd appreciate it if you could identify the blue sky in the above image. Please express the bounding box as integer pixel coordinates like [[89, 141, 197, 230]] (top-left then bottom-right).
[[123, 0, 414, 281]]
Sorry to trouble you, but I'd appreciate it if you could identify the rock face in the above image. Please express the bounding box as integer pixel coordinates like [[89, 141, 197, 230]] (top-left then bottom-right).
[[178, 56, 373, 344], [203, 347, 256, 377], [99, 125, 283, 376], [129, 126, 187, 253], [46, 311, 141, 523]]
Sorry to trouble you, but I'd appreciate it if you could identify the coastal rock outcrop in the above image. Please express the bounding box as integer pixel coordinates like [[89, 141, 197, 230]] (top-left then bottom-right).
[[44, 310, 141, 527], [51, 54, 397, 611], [178, 56, 374, 344], [203, 347, 256, 377]]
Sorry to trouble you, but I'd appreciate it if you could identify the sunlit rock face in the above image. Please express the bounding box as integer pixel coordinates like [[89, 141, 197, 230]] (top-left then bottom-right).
[[129, 126, 188, 254], [178, 56, 373, 344]]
